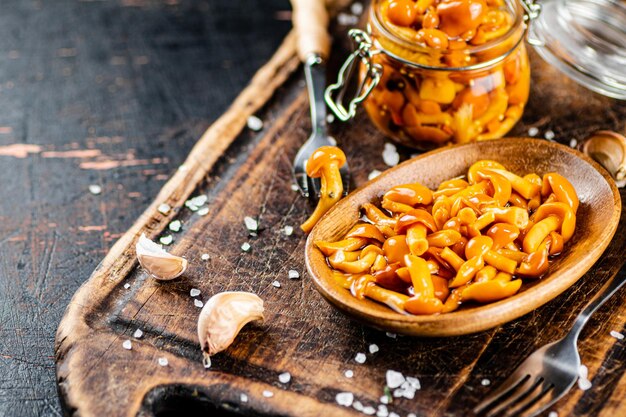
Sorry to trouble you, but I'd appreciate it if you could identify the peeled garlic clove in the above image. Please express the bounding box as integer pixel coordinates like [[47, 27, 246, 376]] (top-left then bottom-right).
[[197, 291, 264, 368], [579, 130, 626, 187], [136, 233, 187, 280]]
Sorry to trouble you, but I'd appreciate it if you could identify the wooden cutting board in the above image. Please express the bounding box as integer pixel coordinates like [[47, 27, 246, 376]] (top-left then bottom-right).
[[55, 6, 626, 417]]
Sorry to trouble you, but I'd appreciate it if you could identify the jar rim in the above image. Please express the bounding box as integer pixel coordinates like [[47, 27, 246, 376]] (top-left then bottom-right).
[[369, 0, 527, 71]]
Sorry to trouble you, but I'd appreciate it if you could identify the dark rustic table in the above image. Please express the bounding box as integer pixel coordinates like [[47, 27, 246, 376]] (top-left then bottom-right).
[[0, 1, 290, 415]]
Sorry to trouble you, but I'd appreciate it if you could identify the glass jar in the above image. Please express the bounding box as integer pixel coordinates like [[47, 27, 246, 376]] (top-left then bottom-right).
[[328, 0, 532, 149]]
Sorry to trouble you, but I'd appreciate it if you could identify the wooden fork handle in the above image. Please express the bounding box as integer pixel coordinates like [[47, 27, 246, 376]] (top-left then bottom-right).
[[291, 0, 331, 61]]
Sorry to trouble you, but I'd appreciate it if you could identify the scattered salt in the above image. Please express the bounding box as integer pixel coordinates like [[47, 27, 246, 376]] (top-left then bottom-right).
[[328, 136, 337, 146], [579, 364, 588, 380], [336, 392, 354, 407], [578, 378, 592, 391], [133, 329, 143, 339], [194, 299, 204, 308], [201, 253, 210, 261], [157, 203, 171, 215], [272, 280, 281, 288], [241, 242, 251, 252], [386, 332, 397, 339], [88, 184, 102, 195], [283, 225, 294, 236], [353, 401, 364, 411], [345, 370, 354, 378], [548, 412, 558, 417], [186, 195, 208, 210], [481, 378, 491, 386], [122, 340, 132, 350], [569, 138, 578, 148], [388, 413, 400, 417], [159, 235, 173, 246], [392, 376, 420, 399], [326, 114, 335, 123], [382, 143, 400, 167], [337, 12, 359, 26], [369, 344, 379, 354], [407, 414, 417, 417], [190, 288, 201, 297], [290, 183, 299, 192], [244, 216, 258, 232], [376, 404, 389, 417], [528, 127, 539, 137], [288, 270, 300, 280], [240, 393, 248, 403], [158, 357, 168, 366], [351, 2, 364, 14], [124, 283, 131, 289], [610, 330, 624, 340], [247, 115, 264, 131], [355, 353, 367, 364], [368, 170, 382, 180], [544, 130, 556, 140], [197, 207, 209, 216], [262, 390, 274, 398], [168, 220, 182, 232], [362, 405, 376, 415], [386, 370, 405, 389], [279, 372, 291, 384], [178, 164, 189, 172], [405, 376, 421, 390], [379, 395, 389, 405]]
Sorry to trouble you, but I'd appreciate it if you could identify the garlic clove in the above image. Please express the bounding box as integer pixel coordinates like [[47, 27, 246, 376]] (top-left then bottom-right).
[[579, 130, 626, 188], [136, 233, 188, 280], [197, 291, 264, 367]]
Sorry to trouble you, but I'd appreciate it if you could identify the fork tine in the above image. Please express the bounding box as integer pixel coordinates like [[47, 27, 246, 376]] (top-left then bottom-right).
[[295, 171, 310, 198], [308, 177, 321, 201], [485, 376, 544, 417], [340, 164, 351, 195], [473, 372, 529, 415], [503, 380, 554, 417]]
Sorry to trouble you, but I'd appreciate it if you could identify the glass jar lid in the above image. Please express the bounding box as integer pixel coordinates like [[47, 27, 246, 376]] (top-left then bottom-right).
[[528, 0, 626, 100]]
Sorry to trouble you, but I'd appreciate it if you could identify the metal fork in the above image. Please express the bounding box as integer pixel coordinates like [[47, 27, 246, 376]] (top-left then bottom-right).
[[290, 0, 350, 200], [474, 261, 626, 417]]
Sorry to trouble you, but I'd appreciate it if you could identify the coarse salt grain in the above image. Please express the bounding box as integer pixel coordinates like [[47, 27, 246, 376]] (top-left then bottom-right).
[[369, 344, 379, 354], [351, 2, 364, 14], [327, 114, 335, 123], [328, 136, 337, 146], [362, 405, 376, 415], [376, 404, 389, 417], [124, 283, 131, 289], [88, 184, 102, 195], [188, 195, 208, 207], [379, 395, 389, 405], [345, 370, 354, 378], [386, 332, 397, 339], [168, 220, 181, 232], [190, 288, 201, 297], [157, 203, 171, 215], [272, 280, 281, 288], [197, 207, 209, 216], [355, 353, 367, 364], [288, 270, 300, 279], [241, 242, 251, 252], [178, 164, 189, 172], [528, 127, 539, 137], [279, 372, 291, 384], [336, 392, 354, 407], [610, 330, 624, 340], [283, 225, 294, 236], [244, 216, 258, 232], [481, 378, 491, 386], [388, 413, 400, 417], [548, 412, 558, 417], [386, 370, 405, 389], [201, 253, 210, 261], [579, 364, 588, 380], [240, 393, 248, 403], [407, 414, 417, 417], [194, 299, 204, 308], [290, 183, 299, 192], [122, 340, 132, 350], [578, 378, 592, 391], [545, 130, 556, 140], [405, 376, 420, 390], [247, 115, 264, 131], [159, 235, 173, 246], [133, 329, 143, 339], [382, 143, 400, 167], [353, 401, 364, 412], [569, 138, 578, 148], [262, 390, 274, 398], [368, 170, 382, 180], [158, 357, 168, 366]]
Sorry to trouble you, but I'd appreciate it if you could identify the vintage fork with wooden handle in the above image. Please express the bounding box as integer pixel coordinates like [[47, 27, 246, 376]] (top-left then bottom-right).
[[474, 260, 626, 417], [291, 0, 350, 200]]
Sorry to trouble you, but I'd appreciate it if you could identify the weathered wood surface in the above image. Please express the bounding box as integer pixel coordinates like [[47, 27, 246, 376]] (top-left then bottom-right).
[[0, 1, 291, 416], [54, 5, 626, 417]]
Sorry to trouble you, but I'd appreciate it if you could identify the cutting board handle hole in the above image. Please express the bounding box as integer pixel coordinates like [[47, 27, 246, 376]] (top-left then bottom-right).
[[139, 385, 245, 417]]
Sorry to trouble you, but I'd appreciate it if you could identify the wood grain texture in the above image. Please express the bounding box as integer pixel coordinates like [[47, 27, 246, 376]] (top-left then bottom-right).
[[53, 5, 626, 417], [306, 138, 620, 336]]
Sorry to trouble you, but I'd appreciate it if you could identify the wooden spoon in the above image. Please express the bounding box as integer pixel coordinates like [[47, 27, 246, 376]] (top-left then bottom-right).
[[305, 138, 621, 336]]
